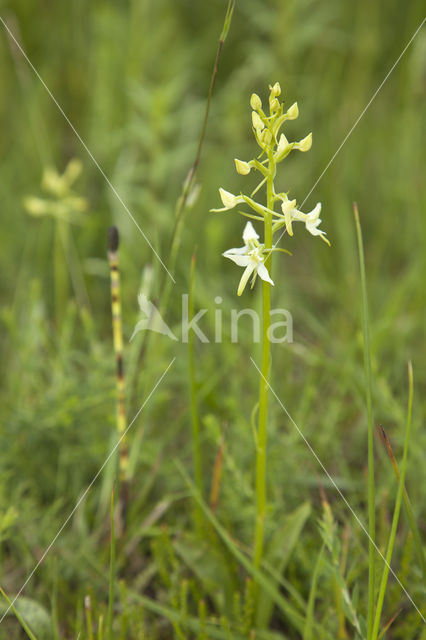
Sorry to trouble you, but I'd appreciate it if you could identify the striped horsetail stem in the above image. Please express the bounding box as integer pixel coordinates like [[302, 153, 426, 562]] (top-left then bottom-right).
[[107, 226, 129, 483]]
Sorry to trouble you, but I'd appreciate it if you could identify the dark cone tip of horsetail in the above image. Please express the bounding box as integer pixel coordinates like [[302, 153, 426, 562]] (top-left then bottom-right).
[[107, 226, 119, 252]]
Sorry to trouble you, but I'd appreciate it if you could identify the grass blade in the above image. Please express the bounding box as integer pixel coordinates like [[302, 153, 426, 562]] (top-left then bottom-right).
[[353, 202, 375, 638], [0, 587, 39, 640], [188, 250, 204, 531], [160, 0, 236, 310], [303, 545, 324, 640], [85, 595, 94, 640], [107, 488, 116, 640], [371, 362, 415, 639], [379, 425, 426, 586]]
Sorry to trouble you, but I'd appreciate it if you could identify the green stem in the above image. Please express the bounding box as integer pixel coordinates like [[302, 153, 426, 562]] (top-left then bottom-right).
[[0, 586, 39, 640], [253, 157, 274, 573], [304, 545, 325, 640], [54, 219, 68, 326], [85, 596, 94, 640], [188, 251, 203, 531], [371, 363, 414, 640], [129, 1, 235, 410], [160, 0, 235, 315], [353, 204, 375, 638], [107, 489, 116, 640]]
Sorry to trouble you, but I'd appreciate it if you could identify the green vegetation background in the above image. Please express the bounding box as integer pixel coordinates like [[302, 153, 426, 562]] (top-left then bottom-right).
[[0, 0, 425, 638]]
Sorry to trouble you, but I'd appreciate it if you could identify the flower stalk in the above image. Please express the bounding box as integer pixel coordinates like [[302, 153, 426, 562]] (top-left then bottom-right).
[[211, 82, 329, 588], [253, 152, 274, 573]]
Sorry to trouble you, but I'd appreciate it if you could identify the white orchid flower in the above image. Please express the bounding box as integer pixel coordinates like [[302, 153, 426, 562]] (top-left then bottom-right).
[[223, 221, 274, 296], [210, 188, 245, 212], [280, 200, 330, 245], [294, 133, 312, 152]]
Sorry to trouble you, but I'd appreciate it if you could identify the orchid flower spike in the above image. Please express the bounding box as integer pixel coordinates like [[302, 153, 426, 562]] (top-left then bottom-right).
[[223, 221, 274, 296]]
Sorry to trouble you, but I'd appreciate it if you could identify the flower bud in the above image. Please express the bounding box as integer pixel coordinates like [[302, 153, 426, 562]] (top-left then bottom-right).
[[295, 133, 312, 152], [286, 102, 299, 120], [250, 93, 262, 111], [252, 111, 264, 132], [269, 97, 279, 112], [234, 158, 251, 175], [269, 82, 281, 97], [260, 129, 272, 146]]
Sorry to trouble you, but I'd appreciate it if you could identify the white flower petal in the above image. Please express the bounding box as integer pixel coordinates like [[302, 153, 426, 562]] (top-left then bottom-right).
[[256, 262, 274, 286], [280, 199, 296, 214], [306, 223, 323, 236], [242, 221, 259, 244], [237, 263, 257, 296], [223, 252, 251, 267], [219, 188, 242, 209], [223, 246, 249, 255], [276, 133, 290, 155], [286, 102, 299, 120], [294, 132, 312, 152], [305, 202, 322, 221]]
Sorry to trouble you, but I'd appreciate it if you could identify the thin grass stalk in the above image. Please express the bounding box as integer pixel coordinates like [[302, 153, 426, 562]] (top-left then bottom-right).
[[4, 12, 50, 166], [75, 597, 83, 639], [209, 432, 225, 513], [379, 425, 426, 586], [107, 226, 129, 510], [85, 595, 94, 640], [130, 0, 236, 409], [353, 203, 375, 638], [97, 614, 104, 640], [377, 609, 402, 639], [303, 545, 324, 640], [107, 489, 116, 640], [161, 0, 235, 308], [371, 362, 414, 640], [51, 560, 60, 640], [188, 250, 204, 530], [337, 527, 350, 638], [54, 219, 68, 326], [58, 220, 90, 311], [0, 586, 39, 640], [253, 152, 274, 575]]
